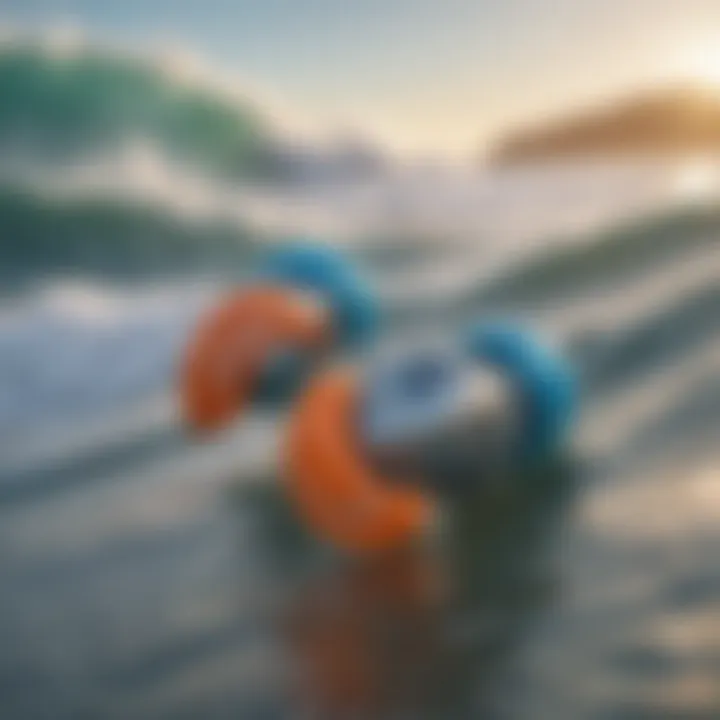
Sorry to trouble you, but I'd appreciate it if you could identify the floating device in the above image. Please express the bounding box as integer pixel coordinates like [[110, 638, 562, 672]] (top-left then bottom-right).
[[180, 244, 378, 432], [284, 322, 577, 552]]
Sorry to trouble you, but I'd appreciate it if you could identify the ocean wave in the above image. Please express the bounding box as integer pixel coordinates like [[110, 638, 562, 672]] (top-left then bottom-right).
[[470, 205, 720, 308], [586, 280, 720, 390], [0, 34, 389, 191], [0, 37, 286, 181], [0, 278, 218, 438], [2, 176, 719, 302], [0, 185, 259, 284]]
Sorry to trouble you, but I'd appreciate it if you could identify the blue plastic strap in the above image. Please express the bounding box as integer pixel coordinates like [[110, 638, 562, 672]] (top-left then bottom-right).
[[259, 242, 378, 349], [465, 322, 577, 458]]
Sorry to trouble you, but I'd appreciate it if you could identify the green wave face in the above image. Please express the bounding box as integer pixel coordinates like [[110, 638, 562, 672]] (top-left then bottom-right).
[[0, 43, 282, 180], [0, 186, 258, 284]]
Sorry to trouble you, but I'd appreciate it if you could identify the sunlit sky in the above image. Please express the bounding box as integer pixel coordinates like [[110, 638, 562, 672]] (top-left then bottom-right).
[[3, 0, 720, 157]]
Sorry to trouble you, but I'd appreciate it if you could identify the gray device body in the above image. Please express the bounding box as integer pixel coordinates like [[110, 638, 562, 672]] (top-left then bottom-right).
[[358, 346, 523, 493]]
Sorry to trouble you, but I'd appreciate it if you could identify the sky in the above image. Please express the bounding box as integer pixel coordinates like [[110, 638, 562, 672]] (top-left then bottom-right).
[[2, 0, 720, 158]]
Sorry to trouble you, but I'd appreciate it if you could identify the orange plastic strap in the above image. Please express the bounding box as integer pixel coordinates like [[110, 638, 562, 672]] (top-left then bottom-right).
[[285, 368, 431, 552], [181, 286, 330, 432]]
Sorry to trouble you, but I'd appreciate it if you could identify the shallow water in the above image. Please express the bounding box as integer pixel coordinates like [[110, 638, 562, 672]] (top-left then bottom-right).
[[1, 433, 718, 718], [1, 159, 720, 719]]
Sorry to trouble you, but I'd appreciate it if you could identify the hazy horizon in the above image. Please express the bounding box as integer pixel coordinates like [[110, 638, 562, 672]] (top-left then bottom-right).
[[3, 0, 720, 159]]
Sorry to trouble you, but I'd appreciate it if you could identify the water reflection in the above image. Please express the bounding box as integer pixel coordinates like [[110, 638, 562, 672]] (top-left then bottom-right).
[[235, 461, 575, 719]]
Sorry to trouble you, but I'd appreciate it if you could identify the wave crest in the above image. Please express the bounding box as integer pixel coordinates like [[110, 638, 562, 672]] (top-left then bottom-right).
[[0, 37, 284, 180]]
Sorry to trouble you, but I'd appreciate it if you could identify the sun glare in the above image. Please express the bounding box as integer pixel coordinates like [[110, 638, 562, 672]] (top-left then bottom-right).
[[677, 47, 720, 88]]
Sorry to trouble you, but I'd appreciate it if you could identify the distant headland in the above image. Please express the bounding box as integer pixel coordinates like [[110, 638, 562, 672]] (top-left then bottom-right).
[[490, 86, 720, 164]]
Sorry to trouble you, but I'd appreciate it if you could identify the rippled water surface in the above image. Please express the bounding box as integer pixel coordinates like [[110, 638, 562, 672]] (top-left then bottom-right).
[[1, 157, 719, 719]]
